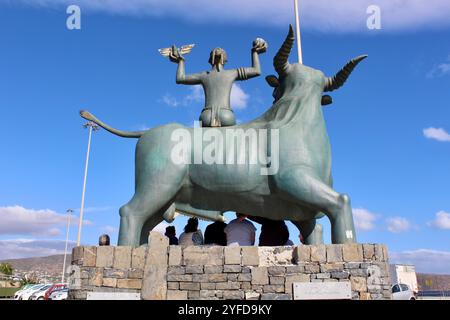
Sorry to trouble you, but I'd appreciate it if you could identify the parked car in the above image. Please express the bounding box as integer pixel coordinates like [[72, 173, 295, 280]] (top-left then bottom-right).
[[29, 284, 53, 300], [44, 283, 67, 300], [20, 284, 50, 300], [49, 288, 68, 300], [14, 284, 43, 300], [392, 283, 417, 300]]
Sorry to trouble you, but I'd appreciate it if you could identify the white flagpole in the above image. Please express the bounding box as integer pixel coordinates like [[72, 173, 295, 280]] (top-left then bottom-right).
[[294, 0, 303, 64]]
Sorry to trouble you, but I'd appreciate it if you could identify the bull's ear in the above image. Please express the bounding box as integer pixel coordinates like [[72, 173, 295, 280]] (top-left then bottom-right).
[[265, 75, 279, 88], [321, 95, 333, 106]]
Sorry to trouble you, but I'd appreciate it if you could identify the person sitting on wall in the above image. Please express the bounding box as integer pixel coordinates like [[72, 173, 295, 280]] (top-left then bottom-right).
[[247, 216, 291, 246], [179, 217, 204, 246], [204, 220, 227, 246], [164, 226, 178, 245], [224, 213, 256, 246]]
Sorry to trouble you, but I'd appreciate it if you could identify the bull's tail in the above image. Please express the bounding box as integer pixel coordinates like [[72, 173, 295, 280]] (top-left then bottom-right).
[[80, 110, 145, 138]]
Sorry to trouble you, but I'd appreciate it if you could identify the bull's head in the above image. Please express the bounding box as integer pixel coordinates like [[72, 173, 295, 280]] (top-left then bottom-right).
[[266, 25, 367, 105]]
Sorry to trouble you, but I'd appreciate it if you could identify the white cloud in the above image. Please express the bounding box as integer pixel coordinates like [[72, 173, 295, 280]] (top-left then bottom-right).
[[390, 249, 450, 275], [0, 205, 91, 237], [423, 127, 450, 142], [9, 0, 450, 32], [353, 208, 377, 231], [386, 217, 412, 233], [231, 84, 249, 110], [427, 55, 450, 78], [428, 211, 450, 230], [161, 84, 249, 110], [0, 239, 76, 260], [100, 225, 118, 234]]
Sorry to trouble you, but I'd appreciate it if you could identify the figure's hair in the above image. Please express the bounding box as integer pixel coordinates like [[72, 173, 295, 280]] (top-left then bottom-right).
[[165, 226, 176, 236], [209, 47, 228, 66], [184, 218, 199, 233]]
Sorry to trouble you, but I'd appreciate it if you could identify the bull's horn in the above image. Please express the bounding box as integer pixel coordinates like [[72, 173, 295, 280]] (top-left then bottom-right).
[[274, 25, 295, 76], [324, 55, 368, 92]]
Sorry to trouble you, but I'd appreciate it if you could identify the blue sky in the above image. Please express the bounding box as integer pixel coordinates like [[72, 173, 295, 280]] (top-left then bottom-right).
[[0, 1, 449, 274]]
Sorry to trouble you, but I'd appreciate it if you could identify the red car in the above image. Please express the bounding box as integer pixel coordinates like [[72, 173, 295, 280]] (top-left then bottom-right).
[[44, 284, 68, 300]]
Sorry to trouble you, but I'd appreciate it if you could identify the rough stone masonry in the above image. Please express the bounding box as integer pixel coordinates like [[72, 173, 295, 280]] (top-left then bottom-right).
[[68, 232, 392, 300]]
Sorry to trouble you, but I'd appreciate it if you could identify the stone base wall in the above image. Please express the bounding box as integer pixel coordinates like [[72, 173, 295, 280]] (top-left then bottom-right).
[[69, 232, 392, 300]]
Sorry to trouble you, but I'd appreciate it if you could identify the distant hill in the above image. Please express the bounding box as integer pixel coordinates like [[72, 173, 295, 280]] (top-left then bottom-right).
[[0, 254, 70, 278], [417, 273, 450, 291]]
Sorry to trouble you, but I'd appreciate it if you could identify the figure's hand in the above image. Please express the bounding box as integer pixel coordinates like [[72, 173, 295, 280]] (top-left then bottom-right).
[[252, 38, 268, 54], [169, 45, 184, 63]]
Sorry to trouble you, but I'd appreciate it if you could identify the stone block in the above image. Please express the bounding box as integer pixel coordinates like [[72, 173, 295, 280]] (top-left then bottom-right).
[[304, 264, 320, 273], [146, 232, 169, 266], [382, 245, 389, 262], [343, 244, 363, 262], [83, 246, 97, 267], [310, 245, 326, 263], [201, 283, 216, 290], [331, 271, 350, 279], [242, 266, 252, 273], [141, 266, 167, 300], [360, 292, 371, 300], [261, 293, 291, 300], [241, 247, 259, 266], [263, 285, 284, 293], [167, 290, 188, 300], [207, 273, 228, 282], [168, 266, 186, 275], [102, 277, 117, 288], [268, 266, 286, 276], [374, 244, 384, 262], [185, 265, 203, 274], [183, 246, 223, 265], [192, 274, 209, 282], [167, 282, 179, 290], [351, 277, 367, 292], [96, 246, 115, 268], [251, 267, 269, 285], [167, 274, 193, 282], [286, 265, 304, 274], [180, 282, 200, 291], [223, 291, 244, 300], [224, 265, 241, 273], [270, 276, 285, 285], [168, 246, 182, 266], [131, 246, 147, 269], [321, 263, 344, 273], [294, 245, 310, 263], [258, 247, 294, 266], [363, 244, 375, 260], [90, 268, 103, 287], [204, 266, 223, 274], [241, 282, 252, 290], [285, 274, 310, 294], [326, 244, 343, 262], [128, 268, 144, 279], [245, 292, 260, 300], [316, 273, 331, 279], [227, 274, 239, 281], [344, 262, 361, 269], [103, 268, 127, 279], [113, 247, 131, 269], [216, 282, 241, 290], [188, 291, 200, 299], [117, 279, 142, 290], [224, 246, 241, 265], [72, 246, 84, 262]]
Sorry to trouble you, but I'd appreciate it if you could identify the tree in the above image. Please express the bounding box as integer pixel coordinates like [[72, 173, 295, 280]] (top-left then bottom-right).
[[0, 263, 13, 276]]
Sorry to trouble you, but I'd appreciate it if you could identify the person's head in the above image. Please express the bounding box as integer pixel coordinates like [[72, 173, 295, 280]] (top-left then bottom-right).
[[209, 47, 228, 68], [184, 217, 199, 233], [165, 226, 176, 237]]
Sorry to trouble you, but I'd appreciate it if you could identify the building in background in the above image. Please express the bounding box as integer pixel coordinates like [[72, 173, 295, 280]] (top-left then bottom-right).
[[390, 264, 418, 293]]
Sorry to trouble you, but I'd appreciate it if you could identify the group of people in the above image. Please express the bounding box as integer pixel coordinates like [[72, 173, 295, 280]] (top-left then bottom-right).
[[164, 213, 299, 247]]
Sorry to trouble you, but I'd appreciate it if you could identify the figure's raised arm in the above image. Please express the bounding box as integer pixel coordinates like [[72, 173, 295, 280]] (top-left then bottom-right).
[[175, 59, 202, 85], [236, 38, 267, 81]]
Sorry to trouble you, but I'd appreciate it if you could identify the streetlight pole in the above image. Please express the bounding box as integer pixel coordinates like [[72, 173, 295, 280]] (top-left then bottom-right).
[[294, 0, 303, 64], [77, 121, 99, 246], [62, 209, 73, 283]]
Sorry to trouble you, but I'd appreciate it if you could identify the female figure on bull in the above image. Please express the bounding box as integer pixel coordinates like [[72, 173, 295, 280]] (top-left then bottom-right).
[[168, 39, 267, 127]]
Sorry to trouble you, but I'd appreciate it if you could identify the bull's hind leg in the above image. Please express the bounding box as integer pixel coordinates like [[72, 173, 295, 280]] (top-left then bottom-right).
[[278, 170, 356, 244], [292, 219, 324, 245]]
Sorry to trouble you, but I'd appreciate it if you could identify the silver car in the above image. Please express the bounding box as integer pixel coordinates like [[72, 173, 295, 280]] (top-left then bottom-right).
[[392, 283, 417, 300]]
